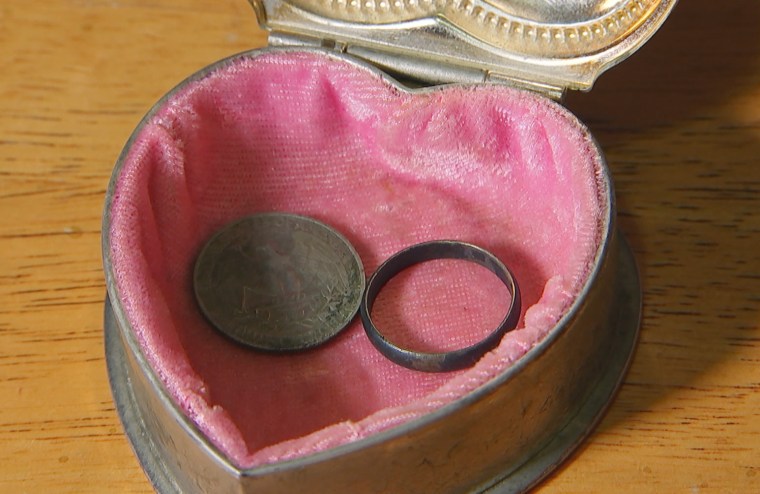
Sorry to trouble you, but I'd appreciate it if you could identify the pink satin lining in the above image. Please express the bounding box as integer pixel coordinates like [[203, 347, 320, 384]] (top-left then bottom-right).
[[108, 50, 607, 468]]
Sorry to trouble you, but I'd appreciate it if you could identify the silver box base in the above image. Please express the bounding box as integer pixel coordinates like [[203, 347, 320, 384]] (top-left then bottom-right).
[[106, 237, 640, 494]]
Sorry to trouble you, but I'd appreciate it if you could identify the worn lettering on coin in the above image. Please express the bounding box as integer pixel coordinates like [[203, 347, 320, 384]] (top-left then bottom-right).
[[193, 213, 365, 351]]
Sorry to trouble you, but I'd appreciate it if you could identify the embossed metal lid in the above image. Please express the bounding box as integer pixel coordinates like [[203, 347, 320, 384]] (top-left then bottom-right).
[[250, 0, 677, 96]]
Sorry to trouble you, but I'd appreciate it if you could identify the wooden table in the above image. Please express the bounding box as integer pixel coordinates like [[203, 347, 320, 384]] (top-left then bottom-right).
[[1, 1, 758, 492]]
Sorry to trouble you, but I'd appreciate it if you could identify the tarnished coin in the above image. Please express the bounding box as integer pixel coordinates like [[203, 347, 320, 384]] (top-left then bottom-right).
[[193, 213, 365, 351]]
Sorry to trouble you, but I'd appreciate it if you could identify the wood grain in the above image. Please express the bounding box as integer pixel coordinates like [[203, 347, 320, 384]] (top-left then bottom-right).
[[1, 1, 757, 492]]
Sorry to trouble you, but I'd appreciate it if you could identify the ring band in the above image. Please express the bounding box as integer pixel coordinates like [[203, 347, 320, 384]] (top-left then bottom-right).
[[360, 240, 521, 372]]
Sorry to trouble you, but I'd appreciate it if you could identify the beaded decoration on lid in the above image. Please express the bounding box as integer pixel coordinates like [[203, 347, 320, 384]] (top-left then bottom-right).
[[252, 0, 677, 92]]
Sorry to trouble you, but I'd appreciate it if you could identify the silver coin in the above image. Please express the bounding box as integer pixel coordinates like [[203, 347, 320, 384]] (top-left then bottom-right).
[[193, 213, 365, 351]]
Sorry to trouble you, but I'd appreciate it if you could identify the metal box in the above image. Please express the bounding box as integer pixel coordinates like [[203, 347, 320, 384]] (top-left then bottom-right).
[[104, 1, 677, 491]]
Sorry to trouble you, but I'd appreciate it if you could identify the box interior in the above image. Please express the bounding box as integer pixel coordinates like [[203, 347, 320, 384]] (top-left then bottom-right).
[[107, 49, 608, 468]]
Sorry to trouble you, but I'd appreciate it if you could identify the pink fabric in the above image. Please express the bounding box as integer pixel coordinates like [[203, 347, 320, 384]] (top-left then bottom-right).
[[108, 50, 607, 468]]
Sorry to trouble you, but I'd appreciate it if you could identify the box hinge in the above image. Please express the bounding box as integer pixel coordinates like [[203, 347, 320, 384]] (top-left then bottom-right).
[[484, 72, 565, 101], [268, 31, 565, 100]]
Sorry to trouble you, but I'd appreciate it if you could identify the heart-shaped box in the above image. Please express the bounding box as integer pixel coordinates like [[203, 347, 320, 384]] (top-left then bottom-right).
[[103, 1, 676, 492]]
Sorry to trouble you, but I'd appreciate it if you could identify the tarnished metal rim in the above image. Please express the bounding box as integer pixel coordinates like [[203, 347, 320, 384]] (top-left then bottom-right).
[[105, 307, 182, 494], [105, 235, 640, 493], [102, 46, 622, 488]]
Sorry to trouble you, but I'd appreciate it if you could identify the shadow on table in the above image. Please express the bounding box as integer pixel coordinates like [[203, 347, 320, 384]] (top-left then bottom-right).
[[555, 0, 760, 470]]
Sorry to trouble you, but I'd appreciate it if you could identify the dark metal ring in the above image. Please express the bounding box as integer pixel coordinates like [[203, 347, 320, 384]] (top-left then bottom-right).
[[360, 240, 521, 372]]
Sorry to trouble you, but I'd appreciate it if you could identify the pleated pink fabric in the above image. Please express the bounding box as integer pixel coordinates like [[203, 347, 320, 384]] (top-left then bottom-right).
[[108, 50, 607, 468]]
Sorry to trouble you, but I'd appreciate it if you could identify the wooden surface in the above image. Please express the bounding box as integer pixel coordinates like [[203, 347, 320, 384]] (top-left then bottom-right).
[[1, 1, 758, 492]]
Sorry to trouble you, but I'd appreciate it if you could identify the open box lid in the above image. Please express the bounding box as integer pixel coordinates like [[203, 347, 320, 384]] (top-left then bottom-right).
[[250, 0, 677, 98]]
